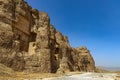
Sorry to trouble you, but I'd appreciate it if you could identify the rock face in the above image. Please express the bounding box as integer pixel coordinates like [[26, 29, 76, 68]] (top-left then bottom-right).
[[73, 47, 95, 72], [0, 0, 95, 73]]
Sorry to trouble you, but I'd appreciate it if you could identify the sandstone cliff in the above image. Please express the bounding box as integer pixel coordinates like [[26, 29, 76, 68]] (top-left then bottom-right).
[[0, 0, 95, 73]]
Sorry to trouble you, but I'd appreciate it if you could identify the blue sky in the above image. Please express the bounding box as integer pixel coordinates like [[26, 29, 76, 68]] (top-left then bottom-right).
[[26, 0, 120, 67]]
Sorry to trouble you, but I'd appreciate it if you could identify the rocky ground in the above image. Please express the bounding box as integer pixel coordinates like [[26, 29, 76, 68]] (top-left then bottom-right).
[[0, 59, 119, 80], [0, 71, 120, 80], [43, 72, 120, 80]]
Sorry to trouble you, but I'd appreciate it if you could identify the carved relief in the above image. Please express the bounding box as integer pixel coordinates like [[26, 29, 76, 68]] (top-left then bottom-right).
[[0, 0, 95, 73]]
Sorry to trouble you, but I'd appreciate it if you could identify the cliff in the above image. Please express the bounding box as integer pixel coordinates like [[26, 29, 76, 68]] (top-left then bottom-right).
[[0, 0, 95, 73]]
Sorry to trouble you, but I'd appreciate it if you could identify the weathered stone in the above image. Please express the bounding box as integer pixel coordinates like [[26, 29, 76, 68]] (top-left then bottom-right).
[[25, 49, 51, 73], [0, 0, 15, 20], [0, 0, 95, 73], [36, 12, 50, 49], [0, 51, 25, 71], [31, 9, 39, 33], [74, 47, 95, 72]]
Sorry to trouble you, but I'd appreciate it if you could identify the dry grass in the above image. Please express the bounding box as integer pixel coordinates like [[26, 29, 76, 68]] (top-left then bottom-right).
[[0, 70, 82, 80], [0, 72, 62, 80], [0, 63, 81, 80], [0, 63, 61, 80]]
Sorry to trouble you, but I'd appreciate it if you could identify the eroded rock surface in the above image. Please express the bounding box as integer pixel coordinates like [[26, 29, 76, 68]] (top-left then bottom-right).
[[0, 0, 95, 73]]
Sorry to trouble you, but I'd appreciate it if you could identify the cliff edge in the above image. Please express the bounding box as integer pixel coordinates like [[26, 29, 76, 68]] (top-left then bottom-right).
[[0, 0, 95, 73]]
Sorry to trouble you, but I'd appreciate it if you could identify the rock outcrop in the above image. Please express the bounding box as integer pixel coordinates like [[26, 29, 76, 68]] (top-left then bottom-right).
[[0, 0, 95, 73], [72, 47, 95, 72]]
